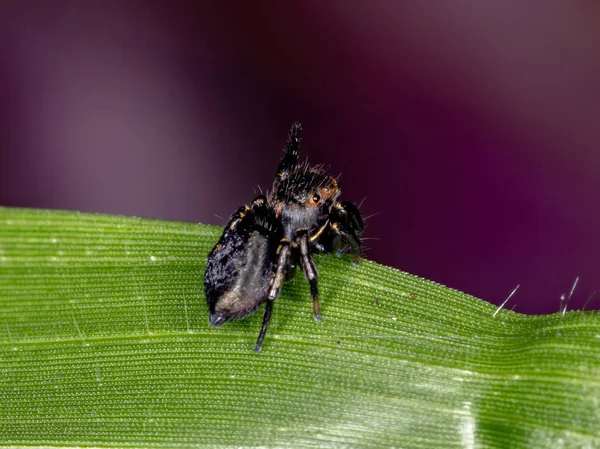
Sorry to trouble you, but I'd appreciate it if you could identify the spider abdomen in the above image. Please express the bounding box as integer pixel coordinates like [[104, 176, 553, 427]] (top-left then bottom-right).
[[205, 229, 275, 326]]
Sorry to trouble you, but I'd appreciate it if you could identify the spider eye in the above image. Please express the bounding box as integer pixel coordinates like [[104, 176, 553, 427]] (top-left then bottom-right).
[[312, 194, 321, 203]]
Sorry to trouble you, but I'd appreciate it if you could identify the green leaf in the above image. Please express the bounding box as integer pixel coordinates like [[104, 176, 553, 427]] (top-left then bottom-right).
[[0, 206, 599, 448]]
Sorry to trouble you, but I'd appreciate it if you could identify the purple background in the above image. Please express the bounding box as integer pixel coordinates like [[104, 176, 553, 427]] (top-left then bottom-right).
[[1, 2, 599, 314]]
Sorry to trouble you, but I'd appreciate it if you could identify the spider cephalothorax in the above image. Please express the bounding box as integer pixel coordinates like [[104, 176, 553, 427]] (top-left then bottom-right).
[[270, 168, 339, 236], [204, 122, 364, 351]]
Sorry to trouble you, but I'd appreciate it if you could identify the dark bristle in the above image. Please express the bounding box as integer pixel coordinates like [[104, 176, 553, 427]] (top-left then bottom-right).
[[286, 122, 303, 153], [289, 121, 302, 139]]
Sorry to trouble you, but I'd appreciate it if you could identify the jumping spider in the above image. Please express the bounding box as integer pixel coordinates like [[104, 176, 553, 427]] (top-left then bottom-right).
[[204, 122, 364, 352]]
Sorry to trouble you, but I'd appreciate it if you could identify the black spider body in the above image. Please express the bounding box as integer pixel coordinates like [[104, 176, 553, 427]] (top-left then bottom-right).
[[204, 123, 364, 351], [205, 209, 278, 325]]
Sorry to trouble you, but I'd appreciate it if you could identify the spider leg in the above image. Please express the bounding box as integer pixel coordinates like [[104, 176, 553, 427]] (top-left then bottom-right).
[[221, 195, 269, 233], [255, 238, 291, 352], [298, 229, 321, 322], [331, 223, 361, 259], [336, 201, 365, 234], [274, 122, 302, 184], [332, 201, 364, 261], [312, 201, 364, 261], [255, 301, 274, 352]]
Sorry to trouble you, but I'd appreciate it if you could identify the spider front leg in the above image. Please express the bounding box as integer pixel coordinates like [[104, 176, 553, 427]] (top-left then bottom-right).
[[330, 222, 362, 262], [298, 229, 321, 322], [255, 238, 291, 352], [335, 201, 364, 235], [317, 201, 364, 262]]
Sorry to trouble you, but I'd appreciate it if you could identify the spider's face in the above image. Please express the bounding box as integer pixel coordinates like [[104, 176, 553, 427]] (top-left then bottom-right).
[[269, 170, 339, 237]]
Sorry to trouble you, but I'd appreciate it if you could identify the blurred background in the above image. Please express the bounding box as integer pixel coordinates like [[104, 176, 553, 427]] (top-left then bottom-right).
[[1, 1, 599, 314]]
